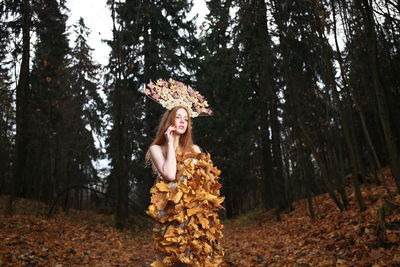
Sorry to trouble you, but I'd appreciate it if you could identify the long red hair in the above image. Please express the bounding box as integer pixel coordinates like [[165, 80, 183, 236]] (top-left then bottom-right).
[[146, 106, 196, 164]]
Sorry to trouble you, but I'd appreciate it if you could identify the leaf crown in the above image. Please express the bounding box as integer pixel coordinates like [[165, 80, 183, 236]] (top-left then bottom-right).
[[143, 78, 213, 118]]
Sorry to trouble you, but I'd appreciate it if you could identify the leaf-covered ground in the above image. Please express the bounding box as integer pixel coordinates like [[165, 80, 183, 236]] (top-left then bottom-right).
[[1, 179, 400, 266], [223, 183, 400, 266]]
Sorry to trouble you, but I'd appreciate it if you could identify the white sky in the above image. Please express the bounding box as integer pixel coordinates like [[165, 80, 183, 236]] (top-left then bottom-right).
[[66, 0, 208, 66]]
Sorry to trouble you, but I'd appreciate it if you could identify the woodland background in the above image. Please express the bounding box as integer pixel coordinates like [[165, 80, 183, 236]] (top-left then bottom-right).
[[0, 0, 400, 259]]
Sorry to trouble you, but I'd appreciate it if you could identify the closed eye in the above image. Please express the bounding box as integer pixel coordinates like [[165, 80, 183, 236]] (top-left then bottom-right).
[[177, 115, 188, 121]]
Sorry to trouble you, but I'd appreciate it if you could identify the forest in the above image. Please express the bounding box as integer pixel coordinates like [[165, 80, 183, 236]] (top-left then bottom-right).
[[1, 0, 400, 266]]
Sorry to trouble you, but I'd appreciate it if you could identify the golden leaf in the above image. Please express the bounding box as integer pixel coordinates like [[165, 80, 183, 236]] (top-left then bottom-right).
[[155, 182, 170, 192], [154, 197, 168, 211], [173, 212, 185, 223], [187, 206, 203, 217], [146, 205, 157, 218], [206, 230, 216, 241], [197, 213, 210, 229], [169, 191, 183, 204], [151, 191, 165, 204], [150, 259, 165, 267], [204, 243, 213, 254]]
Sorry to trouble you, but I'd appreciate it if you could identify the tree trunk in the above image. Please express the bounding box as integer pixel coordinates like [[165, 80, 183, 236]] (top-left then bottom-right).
[[334, 145, 349, 207], [254, 0, 284, 221], [112, 0, 128, 229], [7, 0, 31, 214], [307, 195, 316, 220], [300, 145, 316, 220], [331, 0, 393, 197], [297, 119, 345, 212], [356, 0, 400, 192], [332, 92, 367, 211], [331, 147, 349, 208]]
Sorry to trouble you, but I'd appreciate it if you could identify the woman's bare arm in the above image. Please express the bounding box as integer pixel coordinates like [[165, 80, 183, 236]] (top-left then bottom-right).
[[149, 144, 177, 181]]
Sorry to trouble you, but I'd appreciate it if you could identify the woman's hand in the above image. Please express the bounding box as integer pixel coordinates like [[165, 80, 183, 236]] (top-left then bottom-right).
[[165, 125, 176, 144]]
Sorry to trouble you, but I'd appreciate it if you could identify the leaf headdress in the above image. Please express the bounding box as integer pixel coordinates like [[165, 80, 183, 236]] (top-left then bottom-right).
[[142, 78, 212, 118]]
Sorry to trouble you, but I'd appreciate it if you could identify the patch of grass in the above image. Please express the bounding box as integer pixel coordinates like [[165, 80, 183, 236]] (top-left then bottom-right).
[[223, 208, 268, 226]]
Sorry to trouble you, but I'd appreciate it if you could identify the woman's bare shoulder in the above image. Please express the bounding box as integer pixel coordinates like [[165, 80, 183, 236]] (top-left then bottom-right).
[[149, 144, 164, 155], [149, 145, 167, 167], [149, 144, 161, 150], [192, 144, 202, 153], [149, 145, 161, 150]]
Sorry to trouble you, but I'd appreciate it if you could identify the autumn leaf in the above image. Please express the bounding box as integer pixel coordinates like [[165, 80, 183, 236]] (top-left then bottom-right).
[[151, 192, 168, 210], [150, 259, 165, 267], [155, 182, 170, 192]]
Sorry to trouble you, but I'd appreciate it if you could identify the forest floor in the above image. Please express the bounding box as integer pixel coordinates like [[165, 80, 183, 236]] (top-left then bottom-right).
[[1, 176, 400, 266]]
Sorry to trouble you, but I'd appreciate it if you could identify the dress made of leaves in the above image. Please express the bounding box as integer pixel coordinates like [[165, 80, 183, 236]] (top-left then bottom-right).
[[146, 152, 224, 267]]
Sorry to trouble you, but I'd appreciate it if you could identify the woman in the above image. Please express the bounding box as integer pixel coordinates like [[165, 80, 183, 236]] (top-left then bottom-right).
[[146, 106, 224, 267]]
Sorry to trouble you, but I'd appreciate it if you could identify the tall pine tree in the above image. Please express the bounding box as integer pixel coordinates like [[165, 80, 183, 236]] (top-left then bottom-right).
[[105, 0, 200, 228], [57, 17, 105, 209], [0, 3, 14, 195], [27, 0, 70, 203]]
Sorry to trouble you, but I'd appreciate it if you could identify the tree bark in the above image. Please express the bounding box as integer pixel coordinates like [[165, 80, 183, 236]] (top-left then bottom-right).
[[254, 0, 283, 221], [355, 0, 400, 192], [331, 0, 393, 198], [297, 119, 345, 212], [332, 90, 367, 211], [111, 0, 128, 229], [7, 0, 31, 214], [333, 144, 349, 207]]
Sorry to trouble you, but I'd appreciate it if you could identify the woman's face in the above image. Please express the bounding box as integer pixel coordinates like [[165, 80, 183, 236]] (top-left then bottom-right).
[[173, 108, 189, 135]]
